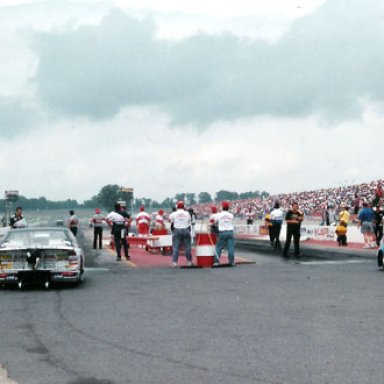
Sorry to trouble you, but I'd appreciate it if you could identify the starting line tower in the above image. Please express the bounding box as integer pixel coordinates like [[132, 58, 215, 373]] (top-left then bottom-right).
[[4, 190, 19, 227]]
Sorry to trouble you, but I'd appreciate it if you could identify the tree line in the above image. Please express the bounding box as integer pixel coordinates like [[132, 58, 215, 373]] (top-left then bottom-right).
[[2, 185, 269, 212]]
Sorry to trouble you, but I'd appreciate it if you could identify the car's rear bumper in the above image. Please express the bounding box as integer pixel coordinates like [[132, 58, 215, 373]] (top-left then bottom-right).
[[0, 269, 82, 285]]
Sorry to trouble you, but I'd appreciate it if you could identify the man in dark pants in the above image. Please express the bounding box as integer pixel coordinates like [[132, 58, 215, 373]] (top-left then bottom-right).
[[283, 202, 304, 257], [68, 210, 79, 237], [91, 208, 105, 249], [106, 203, 130, 261], [270, 201, 284, 250], [374, 201, 384, 246]]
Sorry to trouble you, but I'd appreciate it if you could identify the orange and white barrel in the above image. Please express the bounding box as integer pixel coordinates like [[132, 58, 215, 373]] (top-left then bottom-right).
[[195, 233, 217, 267]]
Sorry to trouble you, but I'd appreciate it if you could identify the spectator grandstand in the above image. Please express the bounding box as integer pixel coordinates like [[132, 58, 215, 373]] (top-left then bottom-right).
[[192, 179, 384, 221]]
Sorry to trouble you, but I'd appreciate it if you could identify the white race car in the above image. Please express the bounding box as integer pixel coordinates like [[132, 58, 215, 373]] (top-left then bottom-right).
[[0, 227, 85, 288]]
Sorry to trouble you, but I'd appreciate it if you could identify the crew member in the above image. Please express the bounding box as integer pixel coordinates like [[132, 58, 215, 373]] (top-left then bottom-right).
[[169, 201, 193, 267], [68, 210, 79, 237], [264, 209, 273, 246], [9, 206, 27, 228], [246, 207, 254, 226], [283, 202, 304, 257], [374, 201, 384, 247], [209, 206, 219, 235], [188, 207, 197, 245], [214, 201, 235, 266], [270, 201, 284, 250], [106, 203, 130, 261], [91, 208, 105, 249], [155, 209, 166, 230], [136, 206, 150, 236]]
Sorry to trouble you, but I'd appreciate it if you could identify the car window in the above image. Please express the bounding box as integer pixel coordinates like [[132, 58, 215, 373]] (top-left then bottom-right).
[[1, 229, 74, 248]]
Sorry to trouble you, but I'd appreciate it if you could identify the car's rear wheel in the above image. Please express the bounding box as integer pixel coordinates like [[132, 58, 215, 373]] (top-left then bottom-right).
[[377, 249, 383, 268], [77, 260, 85, 284]]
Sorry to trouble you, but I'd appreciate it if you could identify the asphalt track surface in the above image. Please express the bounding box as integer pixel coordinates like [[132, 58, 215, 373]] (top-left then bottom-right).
[[1, 227, 383, 384]]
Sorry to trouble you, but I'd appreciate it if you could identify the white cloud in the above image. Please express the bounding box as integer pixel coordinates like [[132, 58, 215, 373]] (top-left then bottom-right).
[[25, 1, 384, 128]]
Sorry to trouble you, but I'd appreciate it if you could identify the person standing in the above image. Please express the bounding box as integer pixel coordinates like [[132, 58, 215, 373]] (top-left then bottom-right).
[[353, 193, 361, 220], [68, 210, 79, 237], [335, 221, 348, 246], [326, 202, 336, 226], [136, 206, 151, 236], [338, 203, 350, 226], [356, 201, 375, 248], [214, 201, 235, 266], [264, 209, 274, 246], [106, 203, 130, 261], [246, 207, 254, 226], [373, 183, 383, 207], [283, 202, 304, 257], [169, 201, 193, 267], [357, 201, 376, 249], [270, 201, 284, 250], [374, 201, 384, 246], [188, 207, 197, 245], [9, 206, 27, 228], [91, 208, 105, 249], [209, 206, 219, 235], [154, 209, 166, 230]]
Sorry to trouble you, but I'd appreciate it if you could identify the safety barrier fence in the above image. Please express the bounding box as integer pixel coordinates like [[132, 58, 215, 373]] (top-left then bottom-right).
[[234, 224, 365, 243]]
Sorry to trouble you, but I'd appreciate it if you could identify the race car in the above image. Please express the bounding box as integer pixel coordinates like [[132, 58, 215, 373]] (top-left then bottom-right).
[[0, 227, 85, 288]]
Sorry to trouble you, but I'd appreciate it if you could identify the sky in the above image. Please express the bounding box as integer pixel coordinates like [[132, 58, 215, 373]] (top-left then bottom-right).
[[1, 0, 384, 203]]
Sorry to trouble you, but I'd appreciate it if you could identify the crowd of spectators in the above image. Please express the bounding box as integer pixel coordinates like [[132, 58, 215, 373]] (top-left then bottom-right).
[[192, 179, 384, 221]]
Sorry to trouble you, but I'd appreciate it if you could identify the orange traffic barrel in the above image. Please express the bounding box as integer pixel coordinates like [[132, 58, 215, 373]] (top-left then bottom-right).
[[195, 233, 216, 267]]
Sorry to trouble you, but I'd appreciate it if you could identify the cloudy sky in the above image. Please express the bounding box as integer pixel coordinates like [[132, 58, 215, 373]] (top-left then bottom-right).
[[1, 0, 383, 203]]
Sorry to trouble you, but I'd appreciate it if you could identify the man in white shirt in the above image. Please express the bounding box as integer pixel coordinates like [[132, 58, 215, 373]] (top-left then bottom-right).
[[91, 208, 105, 249], [270, 201, 284, 250], [106, 203, 130, 261], [68, 210, 79, 237], [136, 206, 151, 236], [155, 209, 166, 230], [214, 201, 235, 266], [169, 201, 193, 267], [9, 207, 27, 228]]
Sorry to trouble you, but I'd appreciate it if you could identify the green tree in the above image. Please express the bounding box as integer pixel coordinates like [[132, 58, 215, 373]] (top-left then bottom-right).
[[142, 198, 152, 211], [175, 193, 186, 202], [161, 197, 174, 211], [185, 193, 196, 205], [198, 192, 212, 203], [215, 190, 239, 201], [261, 191, 270, 199], [239, 191, 261, 199], [83, 195, 99, 208], [97, 184, 121, 210]]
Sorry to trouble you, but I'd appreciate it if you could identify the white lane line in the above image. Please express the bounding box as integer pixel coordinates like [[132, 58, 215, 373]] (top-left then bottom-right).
[[0, 365, 18, 384], [300, 260, 372, 266], [84, 267, 110, 272]]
